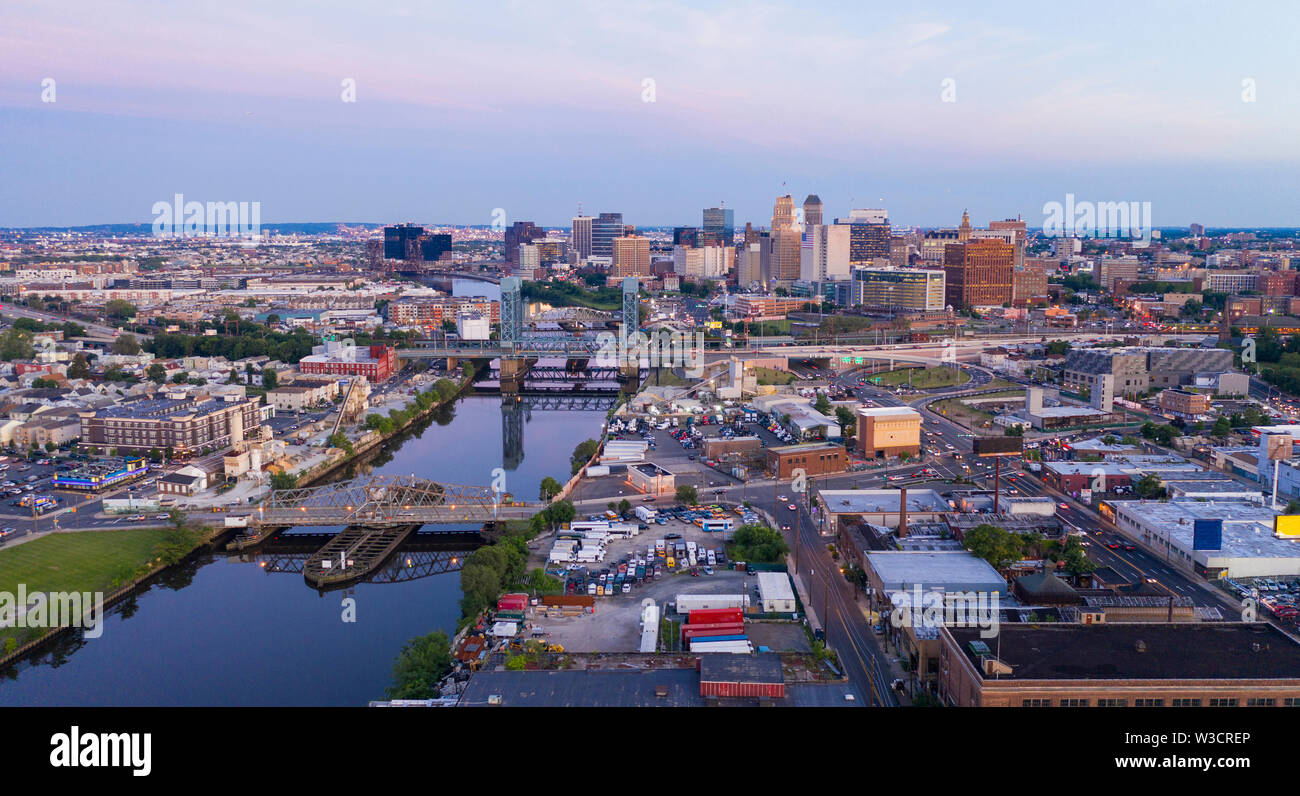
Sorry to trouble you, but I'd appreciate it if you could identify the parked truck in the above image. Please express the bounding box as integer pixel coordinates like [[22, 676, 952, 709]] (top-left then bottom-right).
[[634, 505, 657, 522]]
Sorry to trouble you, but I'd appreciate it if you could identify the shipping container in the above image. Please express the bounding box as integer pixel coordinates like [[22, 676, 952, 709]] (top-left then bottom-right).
[[681, 622, 745, 641], [688, 608, 744, 625], [689, 640, 754, 654], [674, 594, 749, 613], [686, 634, 747, 644]]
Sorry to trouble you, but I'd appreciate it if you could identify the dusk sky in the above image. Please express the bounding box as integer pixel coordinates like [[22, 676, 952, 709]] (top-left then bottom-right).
[[2, 1, 1297, 229]]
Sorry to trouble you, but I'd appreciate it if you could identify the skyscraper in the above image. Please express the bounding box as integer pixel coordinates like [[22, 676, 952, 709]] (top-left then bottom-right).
[[611, 235, 650, 277], [591, 212, 624, 259], [770, 195, 801, 283], [504, 221, 544, 264], [803, 195, 823, 227], [571, 215, 593, 259], [943, 238, 1015, 309], [383, 223, 424, 260], [703, 207, 734, 244], [958, 209, 973, 242]]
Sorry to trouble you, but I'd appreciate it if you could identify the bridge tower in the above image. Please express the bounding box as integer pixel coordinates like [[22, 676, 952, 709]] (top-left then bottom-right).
[[619, 277, 641, 391], [499, 276, 530, 392]]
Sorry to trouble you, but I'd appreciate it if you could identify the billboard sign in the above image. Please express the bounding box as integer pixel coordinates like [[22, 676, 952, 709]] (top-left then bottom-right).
[[972, 436, 1024, 457], [1266, 434, 1293, 461], [1193, 518, 1223, 550]]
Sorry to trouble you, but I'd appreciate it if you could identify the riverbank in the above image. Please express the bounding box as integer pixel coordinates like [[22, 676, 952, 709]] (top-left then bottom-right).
[[0, 371, 478, 670]]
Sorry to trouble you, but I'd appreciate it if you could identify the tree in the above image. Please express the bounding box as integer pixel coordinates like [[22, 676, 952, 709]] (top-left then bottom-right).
[[0, 328, 34, 360], [112, 333, 141, 355], [570, 439, 600, 475], [675, 484, 698, 505], [147, 363, 166, 384], [327, 432, 354, 455], [618, 498, 632, 515], [269, 472, 298, 490], [835, 406, 856, 439], [261, 368, 278, 391], [1211, 416, 1231, 438], [384, 631, 453, 699], [962, 523, 1025, 571], [729, 524, 789, 563], [813, 393, 832, 414], [538, 476, 562, 501], [1134, 473, 1165, 499], [67, 353, 91, 380], [105, 299, 136, 320]]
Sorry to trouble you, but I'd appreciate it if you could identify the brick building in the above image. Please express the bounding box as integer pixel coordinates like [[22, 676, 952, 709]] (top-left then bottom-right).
[[943, 239, 1014, 308], [297, 341, 398, 383], [856, 406, 921, 459], [764, 442, 848, 479]]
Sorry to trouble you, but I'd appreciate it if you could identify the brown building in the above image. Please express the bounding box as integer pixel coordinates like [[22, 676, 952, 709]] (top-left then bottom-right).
[[78, 396, 262, 458], [1262, 271, 1296, 297], [764, 442, 848, 479], [1012, 269, 1048, 306], [856, 406, 922, 459], [1159, 388, 1211, 418], [940, 623, 1300, 707], [611, 235, 651, 277], [943, 239, 1014, 308]]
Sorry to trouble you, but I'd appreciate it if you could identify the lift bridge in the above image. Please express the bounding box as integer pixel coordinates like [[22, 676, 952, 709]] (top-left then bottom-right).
[[228, 474, 536, 589]]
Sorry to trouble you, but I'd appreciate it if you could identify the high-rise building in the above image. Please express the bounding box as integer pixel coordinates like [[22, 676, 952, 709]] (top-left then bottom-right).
[[1190, 223, 1205, 237], [802, 195, 823, 227], [673, 226, 699, 247], [770, 195, 801, 283], [989, 217, 1027, 270], [383, 223, 424, 260], [571, 215, 594, 259], [737, 241, 764, 288], [800, 223, 851, 282], [417, 233, 452, 263], [674, 244, 734, 279], [611, 235, 651, 277], [591, 212, 624, 259], [851, 268, 946, 312], [943, 239, 1015, 308], [504, 221, 545, 264], [703, 207, 734, 244]]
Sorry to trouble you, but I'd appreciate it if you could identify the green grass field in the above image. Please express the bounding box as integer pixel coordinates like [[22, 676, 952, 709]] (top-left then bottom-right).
[[0, 528, 178, 596], [872, 366, 971, 389], [929, 390, 1026, 430], [755, 367, 797, 385]]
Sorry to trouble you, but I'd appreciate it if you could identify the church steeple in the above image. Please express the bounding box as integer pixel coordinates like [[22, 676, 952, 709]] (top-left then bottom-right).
[[958, 208, 972, 242]]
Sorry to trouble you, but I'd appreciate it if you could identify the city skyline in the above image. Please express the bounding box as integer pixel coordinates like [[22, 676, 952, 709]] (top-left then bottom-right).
[[2, 1, 1298, 228]]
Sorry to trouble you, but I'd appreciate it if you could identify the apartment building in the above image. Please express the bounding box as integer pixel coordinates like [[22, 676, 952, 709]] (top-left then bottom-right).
[[78, 396, 262, 456]]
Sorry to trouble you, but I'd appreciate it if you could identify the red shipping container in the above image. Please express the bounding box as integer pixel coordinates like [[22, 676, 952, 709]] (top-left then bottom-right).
[[689, 608, 743, 625], [681, 623, 744, 641]]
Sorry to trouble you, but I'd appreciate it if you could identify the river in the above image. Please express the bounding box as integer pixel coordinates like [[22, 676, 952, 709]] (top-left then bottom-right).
[[0, 287, 606, 704]]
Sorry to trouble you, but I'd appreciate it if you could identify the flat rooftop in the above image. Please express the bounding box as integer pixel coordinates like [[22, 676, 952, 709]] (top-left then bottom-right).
[[866, 551, 1007, 595], [820, 488, 949, 515], [949, 622, 1300, 682], [458, 668, 703, 707], [1111, 499, 1300, 560]]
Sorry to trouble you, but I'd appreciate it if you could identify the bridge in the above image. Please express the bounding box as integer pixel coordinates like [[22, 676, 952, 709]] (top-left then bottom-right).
[[242, 474, 537, 531]]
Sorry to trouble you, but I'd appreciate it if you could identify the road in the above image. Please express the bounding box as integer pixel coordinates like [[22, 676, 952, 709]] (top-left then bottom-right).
[[0, 303, 149, 340]]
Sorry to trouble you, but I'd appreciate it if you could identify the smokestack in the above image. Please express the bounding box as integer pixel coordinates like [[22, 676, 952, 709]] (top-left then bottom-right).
[[898, 488, 908, 538]]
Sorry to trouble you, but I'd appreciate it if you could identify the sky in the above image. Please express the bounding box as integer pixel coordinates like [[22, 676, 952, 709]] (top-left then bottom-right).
[[1, 0, 1297, 229]]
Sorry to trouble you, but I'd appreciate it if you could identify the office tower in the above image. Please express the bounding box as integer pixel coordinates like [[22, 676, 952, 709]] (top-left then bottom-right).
[[838, 210, 891, 265], [800, 223, 851, 282], [591, 212, 624, 259], [743, 222, 759, 245], [737, 241, 764, 288], [921, 229, 960, 262], [889, 236, 910, 267], [703, 207, 734, 244], [770, 195, 801, 283], [417, 233, 452, 262], [990, 217, 1027, 270], [943, 239, 1015, 308], [674, 244, 734, 279], [803, 195, 823, 227], [504, 221, 544, 264], [852, 267, 947, 312], [383, 223, 424, 260], [571, 215, 594, 259], [958, 209, 973, 242], [674, 226, 699, 247], [611, 235, 651, 277], [1190, 222, 1205, 237]]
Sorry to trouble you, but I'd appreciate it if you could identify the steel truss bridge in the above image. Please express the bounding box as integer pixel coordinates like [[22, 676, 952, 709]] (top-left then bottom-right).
[[244, 474, 537, 530]]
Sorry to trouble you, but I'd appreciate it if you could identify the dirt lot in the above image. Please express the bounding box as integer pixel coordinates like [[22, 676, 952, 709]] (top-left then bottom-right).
[[537, 568, 762, 653]]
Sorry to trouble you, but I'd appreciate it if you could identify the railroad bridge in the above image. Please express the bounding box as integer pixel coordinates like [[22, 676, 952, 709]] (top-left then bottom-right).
[[230, 474, 537, 589]]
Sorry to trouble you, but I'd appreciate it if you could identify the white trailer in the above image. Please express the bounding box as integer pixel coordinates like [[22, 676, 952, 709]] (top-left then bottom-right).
[[634, 505, 657, 522], [674, 594, 749, 613]]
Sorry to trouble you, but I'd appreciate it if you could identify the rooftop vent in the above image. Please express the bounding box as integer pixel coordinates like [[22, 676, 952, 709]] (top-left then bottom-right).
[[1135, 640, 1147, 653]]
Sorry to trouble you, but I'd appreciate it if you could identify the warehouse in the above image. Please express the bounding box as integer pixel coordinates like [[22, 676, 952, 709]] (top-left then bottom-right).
[[756, 571, 797, 613]]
